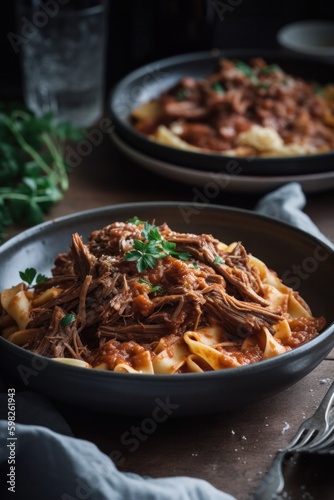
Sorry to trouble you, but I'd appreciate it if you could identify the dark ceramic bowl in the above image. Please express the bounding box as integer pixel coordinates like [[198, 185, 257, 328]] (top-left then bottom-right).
[[0, 202, 333, 416], [109, 49, 334, 177]]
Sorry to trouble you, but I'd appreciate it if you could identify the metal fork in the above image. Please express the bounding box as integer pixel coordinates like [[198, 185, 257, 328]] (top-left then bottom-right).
[[301, 406, 334, 454], [285, 382, 334, 452], [250, 381, 334, 499]]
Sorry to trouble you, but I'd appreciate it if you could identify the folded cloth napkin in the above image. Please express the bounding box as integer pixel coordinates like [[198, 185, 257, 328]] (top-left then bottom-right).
[[0, 420, 234, 500], [255, 182, 333, 249], [0, 182, 332, 500]]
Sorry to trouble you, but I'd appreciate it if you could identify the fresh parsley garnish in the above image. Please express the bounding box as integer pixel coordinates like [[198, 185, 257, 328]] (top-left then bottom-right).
[[127, 216, 141, 225], [125, 239, 163, 272], [213, 256, 225, 265], [314, 85, 324, 95], [0, 107, 81, 242], [235, 61, 254, 79], [211, 82, 225, 94], [60, 314, 76, 327], [257, 82, 270, 90], [125, 220, 191, 272], [234, 61, 259, 84], [19, 267, 47, 286], [259, 64, 280, 75], [138, 278, 164, 294], [175, 89, 187, 101]]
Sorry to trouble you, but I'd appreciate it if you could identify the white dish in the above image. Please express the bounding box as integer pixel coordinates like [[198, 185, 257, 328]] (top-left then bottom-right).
[[111, 132, 334, 194], [277, 21, 334, 59]]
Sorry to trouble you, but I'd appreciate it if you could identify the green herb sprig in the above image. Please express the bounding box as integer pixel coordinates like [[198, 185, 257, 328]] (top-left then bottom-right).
[[175, 89, 187, 101], [138, 278, 164, 294], [60, 314, 76, 327], [0, 107, 81, 241], [235, 61, 255, 80], [211, 82, 225, 94], [19, 267, 47, 286], [125, 218, 191, 272]]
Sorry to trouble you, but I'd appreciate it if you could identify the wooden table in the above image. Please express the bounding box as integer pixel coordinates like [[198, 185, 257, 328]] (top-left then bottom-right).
[[9, 132, 334, 499]]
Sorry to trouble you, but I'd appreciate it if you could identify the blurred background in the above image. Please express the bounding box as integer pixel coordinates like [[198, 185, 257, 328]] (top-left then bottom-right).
[[1, 0, 334, 101]]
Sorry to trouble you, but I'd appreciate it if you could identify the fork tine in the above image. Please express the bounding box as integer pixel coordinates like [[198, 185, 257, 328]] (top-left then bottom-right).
[[284, 382, 334, 452], [305, 413, 334, 452], [309, 428, 334, 452], [286, 428, 319, 451]]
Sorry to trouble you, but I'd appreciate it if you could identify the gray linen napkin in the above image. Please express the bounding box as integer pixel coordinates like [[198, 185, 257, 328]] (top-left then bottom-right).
[[255, 182, 333, 249], [0, 182, 332, 500], [0, 420, 234, 500]]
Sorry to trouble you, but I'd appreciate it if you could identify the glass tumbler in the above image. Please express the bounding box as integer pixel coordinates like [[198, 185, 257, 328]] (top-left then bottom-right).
[[16, 0, 108, 127]]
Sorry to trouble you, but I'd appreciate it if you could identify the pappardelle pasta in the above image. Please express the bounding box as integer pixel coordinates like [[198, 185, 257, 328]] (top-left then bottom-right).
[[131, 58, 334, 158], [0, 219, 326, 374]]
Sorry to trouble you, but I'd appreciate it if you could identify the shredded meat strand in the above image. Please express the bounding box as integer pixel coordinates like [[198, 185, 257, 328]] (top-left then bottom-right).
[[24, 222, 287, 361]]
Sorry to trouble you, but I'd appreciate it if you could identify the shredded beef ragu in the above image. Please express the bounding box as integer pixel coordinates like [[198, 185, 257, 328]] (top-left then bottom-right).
[[20, 221, 323, 371], [132, 58, 334, 154]]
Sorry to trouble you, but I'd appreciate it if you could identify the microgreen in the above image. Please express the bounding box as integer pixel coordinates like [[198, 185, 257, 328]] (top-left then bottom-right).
[[211, 82, 225, 94], [213, 256, 225, 265], [235, 61, 254, 79], [234, 61, 258, 84], [19, 267, 47, 286], [175, 89, 187, 101], [125, 220, 191, 272], [60, 314, 76, 327], [314, 85, 324, 95], [0, 106, 81, 242], [127, 216, 141, 225], [259, 64, 280, 75], [257, 82, 270, 90], [138, 278, 164, 294]]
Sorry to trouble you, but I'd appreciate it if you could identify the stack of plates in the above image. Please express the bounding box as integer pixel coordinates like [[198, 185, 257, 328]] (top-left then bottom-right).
[[109, 49, 334, 193]]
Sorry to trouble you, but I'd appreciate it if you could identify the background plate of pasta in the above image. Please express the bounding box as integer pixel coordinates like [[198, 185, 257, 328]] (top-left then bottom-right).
[[0, 202, 333, 416], [109, 49, 334, 179]]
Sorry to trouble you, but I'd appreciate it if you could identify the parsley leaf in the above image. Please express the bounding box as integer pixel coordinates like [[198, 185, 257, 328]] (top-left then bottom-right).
[[175, 89, 187, 101], [235, 61, 254, 79], [19, 267, 37, 285], [19, 267, 48, 286], [124, 220, 191, 272], [138, 278, 164, 294], [60, 314, 76, 327], [127, 216, 141, 225], [213, 256, 225, 265], [36, 273, 48, 284], [259, 64, 280, 75], [211, 82, 225, 94], [0, 106, 81, 242]]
